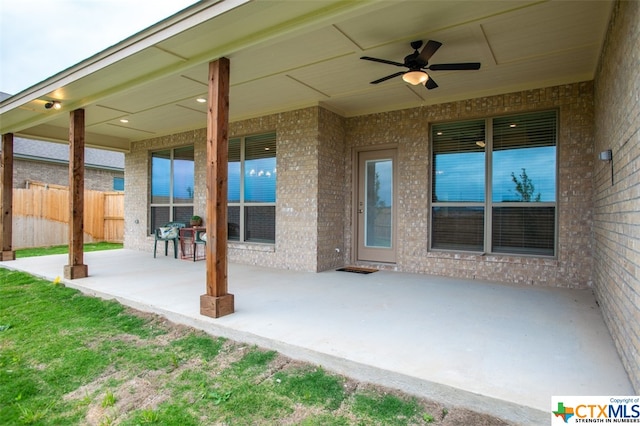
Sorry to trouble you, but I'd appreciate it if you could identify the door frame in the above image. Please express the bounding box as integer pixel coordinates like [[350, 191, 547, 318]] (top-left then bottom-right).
[[352, 145, 398, 264]]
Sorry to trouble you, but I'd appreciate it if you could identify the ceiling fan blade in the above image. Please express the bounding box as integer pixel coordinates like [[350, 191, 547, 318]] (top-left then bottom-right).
[[428, 62, 481, 71], [425, 77, 438, 90], [370, 71, 405, 84], [417, 40, 442, 64], [360, 56, 405, 67]]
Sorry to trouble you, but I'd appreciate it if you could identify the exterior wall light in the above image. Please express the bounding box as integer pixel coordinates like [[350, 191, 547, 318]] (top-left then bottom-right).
[[599, 149, 612, 161], [44, 100, 62, 110], [599, 149, 614, 186]]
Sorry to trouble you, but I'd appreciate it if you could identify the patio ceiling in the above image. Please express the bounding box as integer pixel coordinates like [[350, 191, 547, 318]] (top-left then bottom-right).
[[0, 0, 614, 152]]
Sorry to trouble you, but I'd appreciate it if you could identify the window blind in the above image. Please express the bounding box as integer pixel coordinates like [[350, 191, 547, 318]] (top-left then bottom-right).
[[227, 133, 277, 244], [430, 111, 557, 256], [491, 111, 556, 255], [431, 119, 486, 250]]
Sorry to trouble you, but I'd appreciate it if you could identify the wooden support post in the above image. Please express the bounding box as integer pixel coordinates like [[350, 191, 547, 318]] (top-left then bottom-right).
[[64, 109, 88, 279], [200, 57, 234, 318], [1, 133, 15, 261]]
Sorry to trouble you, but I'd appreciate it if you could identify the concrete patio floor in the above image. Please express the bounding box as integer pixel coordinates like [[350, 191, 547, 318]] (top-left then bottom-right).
[[1, 249, 633, 425]]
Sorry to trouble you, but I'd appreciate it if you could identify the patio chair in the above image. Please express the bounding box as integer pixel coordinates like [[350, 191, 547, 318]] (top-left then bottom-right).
[[153, 222, 186, 258], [193, 229, 207, 261]]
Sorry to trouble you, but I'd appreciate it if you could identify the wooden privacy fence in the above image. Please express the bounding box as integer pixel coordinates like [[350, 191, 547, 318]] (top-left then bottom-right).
[[11, 181, 124, 249]]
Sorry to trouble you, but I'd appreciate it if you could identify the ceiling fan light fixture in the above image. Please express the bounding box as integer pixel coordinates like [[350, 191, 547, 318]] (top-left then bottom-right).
[[402, 70, 429, 85]]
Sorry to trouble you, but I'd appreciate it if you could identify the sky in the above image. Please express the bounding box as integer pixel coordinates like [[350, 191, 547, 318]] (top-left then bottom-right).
[[0, 0, 198, 96]]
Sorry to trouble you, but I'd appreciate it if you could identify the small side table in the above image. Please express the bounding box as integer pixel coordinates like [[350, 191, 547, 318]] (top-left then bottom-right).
[[179, 227, 206, 261]]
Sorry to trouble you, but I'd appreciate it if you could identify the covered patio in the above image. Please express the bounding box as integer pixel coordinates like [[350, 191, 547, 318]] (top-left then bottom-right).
[[1, 249, 633, 425]]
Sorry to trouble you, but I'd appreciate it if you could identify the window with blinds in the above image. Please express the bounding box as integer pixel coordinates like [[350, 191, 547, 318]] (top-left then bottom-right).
[[228, 133, 277, 244], [149, 146, 194, 233], [432, 119, 486, 251], [431, 111, 557, 256]]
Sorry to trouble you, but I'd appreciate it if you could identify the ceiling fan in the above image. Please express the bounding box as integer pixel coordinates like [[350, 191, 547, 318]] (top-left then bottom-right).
[[360, 40, 481, 89]]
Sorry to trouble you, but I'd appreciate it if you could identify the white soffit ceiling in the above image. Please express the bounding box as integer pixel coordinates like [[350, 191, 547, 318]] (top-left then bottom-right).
[[0, 0, 614, 150]]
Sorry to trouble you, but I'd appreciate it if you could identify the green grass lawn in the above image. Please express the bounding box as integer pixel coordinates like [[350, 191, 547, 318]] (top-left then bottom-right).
[[15, 242, 123, 258], [0, 268, 473, 426]]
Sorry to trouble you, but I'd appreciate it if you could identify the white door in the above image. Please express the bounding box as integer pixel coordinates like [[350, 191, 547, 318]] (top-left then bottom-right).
[[357, 149, 396, 263]]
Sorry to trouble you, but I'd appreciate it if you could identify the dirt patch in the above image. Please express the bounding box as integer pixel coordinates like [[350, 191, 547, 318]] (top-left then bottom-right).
[[441, 408, 512, 426], [277, 403, 327, 425], [253, 353, 292, 384], [86, 332, 143, 350], [63, 367, 124, 402], [207, 340, 250, 376], [81, 372, 170, 425]]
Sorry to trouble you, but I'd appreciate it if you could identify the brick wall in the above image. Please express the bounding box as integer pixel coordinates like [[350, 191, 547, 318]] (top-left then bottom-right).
[[228, 108, 320, 271], [13, 158, 122, 192], [317, 108, 346, 271], [125, 108, 327, 272], [126, 83, 596, 286], [345, 82, 595, 288], [593, 0, 640, 392]]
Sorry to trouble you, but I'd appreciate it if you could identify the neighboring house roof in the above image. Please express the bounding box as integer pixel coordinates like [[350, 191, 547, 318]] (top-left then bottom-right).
[[13, 137, 124, 171], [0, 0, 615, 151]]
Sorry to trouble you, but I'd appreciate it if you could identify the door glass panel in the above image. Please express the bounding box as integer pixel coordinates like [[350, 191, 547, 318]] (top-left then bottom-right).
[[365, 159, 392, 248]]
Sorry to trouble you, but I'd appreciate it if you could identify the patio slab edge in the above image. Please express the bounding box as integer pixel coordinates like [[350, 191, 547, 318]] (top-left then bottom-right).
[[14, 265, 549, 426]]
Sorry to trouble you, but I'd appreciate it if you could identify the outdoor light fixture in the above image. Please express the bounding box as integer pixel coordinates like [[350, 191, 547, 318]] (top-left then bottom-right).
[[599, 149, 612, 161], [44, 100, 61, 110], [599, 149, 614, 186], [402, 70, 429, 85]]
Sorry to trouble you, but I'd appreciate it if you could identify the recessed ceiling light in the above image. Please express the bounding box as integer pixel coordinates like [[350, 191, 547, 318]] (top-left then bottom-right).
[[120, 119, 129, 123], [196, 98, 206, 103]]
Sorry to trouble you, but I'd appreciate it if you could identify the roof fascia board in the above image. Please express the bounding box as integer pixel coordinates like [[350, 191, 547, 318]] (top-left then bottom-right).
[[0, 0, 249, 114]]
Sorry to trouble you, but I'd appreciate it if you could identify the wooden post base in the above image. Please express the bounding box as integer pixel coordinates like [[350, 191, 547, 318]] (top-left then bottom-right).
[[200, 293, 234, 318], [1, 251, 15, 261], [64, 264, 88, 279]]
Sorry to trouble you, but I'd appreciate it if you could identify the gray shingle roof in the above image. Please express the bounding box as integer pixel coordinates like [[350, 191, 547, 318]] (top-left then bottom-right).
[[13, 138, 124, 170]]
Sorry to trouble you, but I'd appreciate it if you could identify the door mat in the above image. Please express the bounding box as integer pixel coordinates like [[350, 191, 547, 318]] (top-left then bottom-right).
[[336, 266, 378, 274]]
